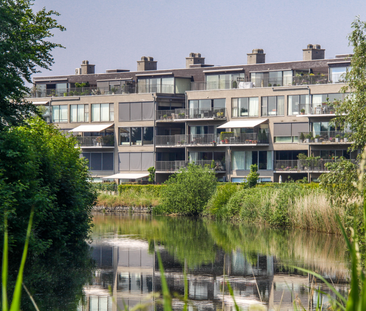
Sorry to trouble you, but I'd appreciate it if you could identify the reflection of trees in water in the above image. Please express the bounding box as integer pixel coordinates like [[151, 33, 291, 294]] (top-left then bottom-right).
[[92, 213, 349, 279], [8, 241, 94, 311]]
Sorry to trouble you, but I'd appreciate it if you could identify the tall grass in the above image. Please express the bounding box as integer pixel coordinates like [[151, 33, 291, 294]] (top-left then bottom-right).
[[97, 188, 160, 208]]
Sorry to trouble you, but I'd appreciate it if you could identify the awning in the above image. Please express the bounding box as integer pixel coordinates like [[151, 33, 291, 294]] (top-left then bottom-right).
[[32, 101, 49, 105], [218, 119, 268, 129], [69, 124, 113, 133], [103, 173, 149, 180]]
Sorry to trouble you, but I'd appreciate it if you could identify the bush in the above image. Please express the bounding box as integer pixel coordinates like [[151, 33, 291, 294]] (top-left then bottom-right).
[[159, 164, 217, 215], [0, 118, 96, 256], [118, 184, 164, 197], [205, 183, 239, 217]]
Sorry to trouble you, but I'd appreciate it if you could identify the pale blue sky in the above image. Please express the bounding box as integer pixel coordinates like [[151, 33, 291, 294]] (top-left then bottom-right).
[[32, 0, 366, 77]]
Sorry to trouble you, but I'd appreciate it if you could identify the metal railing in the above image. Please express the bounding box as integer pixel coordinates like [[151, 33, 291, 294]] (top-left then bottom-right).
[[275, 159, 356, 172], [219, 132, 269, 144], [298, 131, 351, 144], [156, 108, 227, 121], [155, 160, 225, 172], [155, 135, 186, 146], [76, 135, 114, 147], [31, 85, 136, 97]]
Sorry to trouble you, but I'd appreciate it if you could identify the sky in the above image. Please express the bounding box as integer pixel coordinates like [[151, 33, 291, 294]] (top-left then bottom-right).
[[31, 0, 366, 78]]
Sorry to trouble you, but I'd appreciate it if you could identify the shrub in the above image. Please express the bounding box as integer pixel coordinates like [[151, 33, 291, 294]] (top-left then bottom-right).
[[159, 164, 217, 215], [247, 164, 259, 187], [118, 184, 163, 197], [205, 183, 239, 217]]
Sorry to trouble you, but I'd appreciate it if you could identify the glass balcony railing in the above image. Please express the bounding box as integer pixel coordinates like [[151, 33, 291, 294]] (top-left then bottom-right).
[[298, 131, 351, 144], [76, 135, 114, 147], [156, 108, 227, 121], [275, 159, 356, 172], [219, 132, 269, 145], [31, 86, 136, 97]]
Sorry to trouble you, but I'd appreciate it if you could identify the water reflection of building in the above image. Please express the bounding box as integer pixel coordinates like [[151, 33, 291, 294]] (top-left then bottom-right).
[[80, 239, 348, 311]]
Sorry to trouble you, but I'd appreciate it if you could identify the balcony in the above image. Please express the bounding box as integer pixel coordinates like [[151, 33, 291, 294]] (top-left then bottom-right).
[[155, 160, 226, 172], [155, 132, 269, 147], [76, 135, 114, 148], [274, 159, 356, 172], [218, 132, 269, 145], [190, 74, 332, 91], [298, 131, 351, 144], [156, 108, 227, 122]]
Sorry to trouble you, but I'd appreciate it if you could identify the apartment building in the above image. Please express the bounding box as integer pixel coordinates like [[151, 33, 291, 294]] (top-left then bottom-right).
[[28, 45, 356, 183]]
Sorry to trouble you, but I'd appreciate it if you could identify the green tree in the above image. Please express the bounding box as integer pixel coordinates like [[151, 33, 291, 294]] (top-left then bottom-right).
[[247, 164, 259, 187], [159, 164, 217, 215], [335, 17, 366, 150], [0, 0, 65, 128], [0, 117, 96, 256], [148, 166, 156, 183]]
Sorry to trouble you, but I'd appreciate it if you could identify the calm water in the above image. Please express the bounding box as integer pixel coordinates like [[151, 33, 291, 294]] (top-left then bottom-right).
[[81, 213, 350, 311]]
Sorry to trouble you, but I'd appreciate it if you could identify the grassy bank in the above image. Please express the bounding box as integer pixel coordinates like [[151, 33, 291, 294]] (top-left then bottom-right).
[[205, 183, 355, 234]]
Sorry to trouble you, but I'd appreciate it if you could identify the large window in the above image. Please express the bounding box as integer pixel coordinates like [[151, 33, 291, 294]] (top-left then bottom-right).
[[138, 77, 174, 93], [288, 95, 310, 115], [91, 103, 114, 122], [251, 71, 292, 87], [261, 96, 284, 116], [329, 66, 350, 83], [205, 73, 245, 90], [82, 152, 113, 171], [232, 151, 272, 170], [188, 99, 226, 118], [232, 97, 258, 117], [70, 104, 89, 122], [119, 127, 154, 146], [52, 105, 68, 123]]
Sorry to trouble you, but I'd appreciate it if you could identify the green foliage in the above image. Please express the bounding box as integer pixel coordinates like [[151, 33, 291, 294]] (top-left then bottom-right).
[[148, 166, 156, 183], [0, 117, 96, 256], [93, 182, 118, 192], [336, 17, 366, 150], [159, 164, 217, 215], [247, 164, 259, 188], [0, 0, 65, 128], [205, 183, 239, 217], [118, 184, 163, 197]]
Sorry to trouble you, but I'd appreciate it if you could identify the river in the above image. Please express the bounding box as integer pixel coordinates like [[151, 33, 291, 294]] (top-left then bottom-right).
[[78, 213, 349, 311]]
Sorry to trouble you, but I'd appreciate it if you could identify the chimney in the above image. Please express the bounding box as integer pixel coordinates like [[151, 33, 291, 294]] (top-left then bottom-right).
[[303, 44, 325, 61], [186, 53, 205, 68], [137, 56, 157, 71], [247, 49, 265, 64], [80, 60, 95, 74]]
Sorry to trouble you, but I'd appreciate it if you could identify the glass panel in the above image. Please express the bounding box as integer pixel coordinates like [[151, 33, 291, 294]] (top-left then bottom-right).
[[161, 77, 174, 93], [232, 151, 245, 170], [239, 98, 248, 116], [77, 104, 84, 122], [231, 98, 238, 117], [330, 67, 347, 83], [120, 127, 130, 145], [274, 136, 292, 143], [150, 78, 160, 93], [277, 96, 284, 115], [92, 104, 100, 122], [268, 97, 276, 115], [189, 100, 199, 118], [267, 151, 273, 170], [288, 95, 299, 115], [244, 151, 252, 170], [70, 105, 77, 122], [259, 151, 267, 170], [100, 103, 109, 122], [52, 106, 59, 122], [206, 75, 219, 90], [249, 98, 258, 117], [199, 99, 211, 113], [60, 106, 68, 122], [213, 98, 225, 109], [283, 71, 292, 86], [109, 103, 114, 121], [85, 105, 89, 122], [219, 74, 230, 89], [138, 79, 147, 93], [131, 127, 142, 145], [143, 127, 154, 145], [261, 97, 268, 116], [269, 71, 282, 86]]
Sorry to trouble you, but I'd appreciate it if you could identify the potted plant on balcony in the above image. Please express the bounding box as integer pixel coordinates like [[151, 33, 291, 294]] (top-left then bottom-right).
[[300, 132, 305, 143], [178, 112, 185, 119], [305, 133, 313, 143], [300, 108, 305, 115], [315, 135, 320, 143], [344, 133, 350, 142], [96, 136, 103, 146], [335, 134, 341, 142], [163, 114, 167, 120]]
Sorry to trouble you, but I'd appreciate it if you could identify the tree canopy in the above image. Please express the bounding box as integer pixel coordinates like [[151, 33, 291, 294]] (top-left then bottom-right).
[[0, 118, 96, 256], [335, 17, 366, 151], [0, 0, 65, 128]]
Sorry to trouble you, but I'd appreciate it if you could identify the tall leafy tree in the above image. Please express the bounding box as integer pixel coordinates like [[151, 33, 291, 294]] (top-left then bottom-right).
[[335, 17, 366, 151], [0, 0, 65, 128]]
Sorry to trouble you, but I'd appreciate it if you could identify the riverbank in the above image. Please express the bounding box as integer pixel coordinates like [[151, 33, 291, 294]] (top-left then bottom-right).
[[95, 182, 357, 234]]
